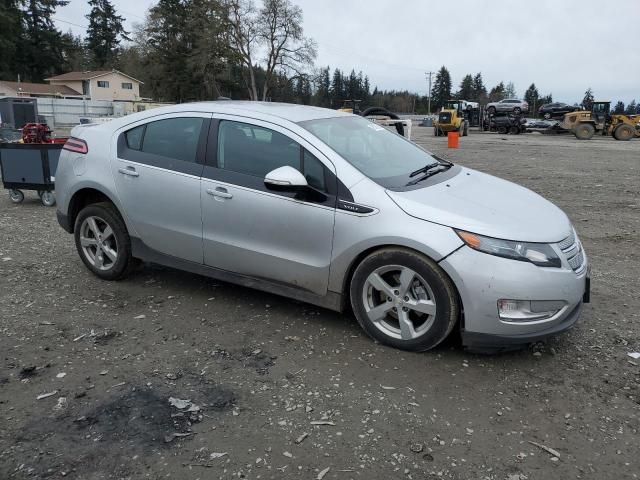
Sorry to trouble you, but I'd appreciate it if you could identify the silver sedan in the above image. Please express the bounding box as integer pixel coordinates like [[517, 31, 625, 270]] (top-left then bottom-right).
[[54, 101, 589, 352]]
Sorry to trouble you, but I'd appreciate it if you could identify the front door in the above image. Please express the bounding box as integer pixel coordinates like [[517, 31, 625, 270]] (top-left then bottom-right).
[[112, 113, 210, 263], [201, 118, 336, 295]]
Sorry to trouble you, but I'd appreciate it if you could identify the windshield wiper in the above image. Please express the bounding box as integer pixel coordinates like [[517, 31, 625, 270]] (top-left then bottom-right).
[[406, 162, 452, 186], [408, 155, 454, 178]]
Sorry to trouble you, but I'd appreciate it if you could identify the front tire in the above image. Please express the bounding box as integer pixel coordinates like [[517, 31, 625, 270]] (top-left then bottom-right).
[[350, 249, 459, 352], [74, 202, 137, 280], [9, 189, 24, 204]]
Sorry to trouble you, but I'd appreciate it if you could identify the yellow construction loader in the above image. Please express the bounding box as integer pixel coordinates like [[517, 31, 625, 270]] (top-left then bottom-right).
[[433, 100, 476, 137], [562, 101, 640, 140]]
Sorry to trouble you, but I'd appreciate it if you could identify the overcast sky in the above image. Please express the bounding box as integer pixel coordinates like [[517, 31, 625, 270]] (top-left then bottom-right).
[[55, 0, 640, 104]]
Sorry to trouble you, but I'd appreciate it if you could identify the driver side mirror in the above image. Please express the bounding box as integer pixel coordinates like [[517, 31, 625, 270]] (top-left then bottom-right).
[[264, 166, 308, 191]]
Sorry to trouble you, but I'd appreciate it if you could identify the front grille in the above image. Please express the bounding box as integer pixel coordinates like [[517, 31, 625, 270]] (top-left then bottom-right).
[[558, 230, 586, 274]]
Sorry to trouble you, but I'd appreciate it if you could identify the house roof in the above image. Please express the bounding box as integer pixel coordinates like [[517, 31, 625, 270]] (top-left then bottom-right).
[[0, 81, 82, 96], [45, 70, 143, 84]]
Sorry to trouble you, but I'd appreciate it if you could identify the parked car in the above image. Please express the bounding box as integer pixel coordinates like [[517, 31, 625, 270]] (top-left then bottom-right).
[[486, 99, 529, 115], [55, 102, 589, 353], [538, 102, 579, 119]]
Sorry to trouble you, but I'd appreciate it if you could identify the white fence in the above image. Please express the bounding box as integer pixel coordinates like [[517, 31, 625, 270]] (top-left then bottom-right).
[[36, 98, 114, 128]]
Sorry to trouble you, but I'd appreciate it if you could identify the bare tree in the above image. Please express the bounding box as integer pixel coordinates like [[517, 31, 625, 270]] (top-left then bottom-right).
[[226, 0, 316, 101], [227, 0, 260, 100], [258, 0, 316, 101]]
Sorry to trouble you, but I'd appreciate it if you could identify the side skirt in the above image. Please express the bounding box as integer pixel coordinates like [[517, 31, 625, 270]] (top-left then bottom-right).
[[130, 238, 343, 312]]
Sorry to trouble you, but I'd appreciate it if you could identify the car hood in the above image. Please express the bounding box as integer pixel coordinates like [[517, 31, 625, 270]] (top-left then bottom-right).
[[386, 167, 571, 243]]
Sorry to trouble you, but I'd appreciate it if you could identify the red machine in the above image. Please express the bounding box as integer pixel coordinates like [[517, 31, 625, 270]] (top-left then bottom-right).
[[21, 123, 68, 144]]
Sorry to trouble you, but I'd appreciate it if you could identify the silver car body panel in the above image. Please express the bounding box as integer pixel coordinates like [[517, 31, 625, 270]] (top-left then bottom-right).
[[55, 101, 588, 348], [386, 167, 572, 243]]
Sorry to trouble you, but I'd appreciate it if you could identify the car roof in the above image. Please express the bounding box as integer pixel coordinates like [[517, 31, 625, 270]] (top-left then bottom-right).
[[104, 101, 350, 131]]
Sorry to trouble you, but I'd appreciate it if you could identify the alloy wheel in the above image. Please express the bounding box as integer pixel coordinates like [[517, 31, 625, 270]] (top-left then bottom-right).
[[362, 265, 437, 341], [79, 215, 119, 271]]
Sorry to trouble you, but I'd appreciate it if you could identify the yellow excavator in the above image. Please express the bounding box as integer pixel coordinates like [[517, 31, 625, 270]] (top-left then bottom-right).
[[562, 101, 640, 140]]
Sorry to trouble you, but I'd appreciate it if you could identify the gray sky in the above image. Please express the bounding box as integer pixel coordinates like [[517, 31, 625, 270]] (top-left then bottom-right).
[[56, 0, 640, 104]]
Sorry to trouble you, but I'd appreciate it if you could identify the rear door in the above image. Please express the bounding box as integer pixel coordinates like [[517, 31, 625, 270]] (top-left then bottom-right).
[[112, 113, 211, 263], [200, 116, 337, 295]]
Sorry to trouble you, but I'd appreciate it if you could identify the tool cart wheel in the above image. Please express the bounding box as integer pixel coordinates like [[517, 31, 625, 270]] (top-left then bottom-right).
[[40, 191, 56, 207], [9, 189, 24, 204]]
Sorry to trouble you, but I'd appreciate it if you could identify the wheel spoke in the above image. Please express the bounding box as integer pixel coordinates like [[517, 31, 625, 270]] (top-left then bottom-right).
[[80, 236, 97, 247], [398, 310, 417, 340], [398, 268, 415, 296], [102, 226, 114, 242], [87, 217, 100, 237], [95, 251, 104, 268], [367, 273, 395, 298], [102, 245, 117, 262], [407, 299, 436, 316], [366, 302, 392, 323]]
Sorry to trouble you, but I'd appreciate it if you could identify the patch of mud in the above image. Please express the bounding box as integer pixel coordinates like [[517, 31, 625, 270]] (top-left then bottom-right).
[[210, 347, 276, 375]]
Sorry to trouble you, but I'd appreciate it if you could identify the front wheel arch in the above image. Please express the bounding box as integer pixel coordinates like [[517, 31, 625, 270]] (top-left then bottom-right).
[[340, 245, 462, 312]]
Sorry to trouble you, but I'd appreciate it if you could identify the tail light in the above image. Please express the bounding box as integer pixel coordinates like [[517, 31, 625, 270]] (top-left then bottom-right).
[[63, 137, 88, 154]]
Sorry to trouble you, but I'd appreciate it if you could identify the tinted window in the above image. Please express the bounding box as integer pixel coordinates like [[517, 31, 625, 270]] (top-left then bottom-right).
[[125, 125, 144, 150], [304, 150, 326, 191], [218, 120, 300, 177], [142, 118, 203, 163]]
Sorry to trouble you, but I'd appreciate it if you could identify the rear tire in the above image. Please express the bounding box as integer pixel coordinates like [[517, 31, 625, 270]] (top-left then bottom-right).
[[613, 124, 634, 141], [74, 202, 138, 280], [463, 122, 469, 136], [350, 248, 459, 352], [574, 123, 595, 140], [509, 125, 520, 135], [514, 107, 522, 114], [487, 106, 496, 115]]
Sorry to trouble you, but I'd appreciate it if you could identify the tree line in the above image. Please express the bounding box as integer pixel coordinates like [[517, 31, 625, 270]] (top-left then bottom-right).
[[1, 1, 638, 115]]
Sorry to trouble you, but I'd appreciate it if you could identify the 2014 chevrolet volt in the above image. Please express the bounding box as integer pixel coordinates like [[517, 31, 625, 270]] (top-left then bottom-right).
[[55, 102, 590, 352]]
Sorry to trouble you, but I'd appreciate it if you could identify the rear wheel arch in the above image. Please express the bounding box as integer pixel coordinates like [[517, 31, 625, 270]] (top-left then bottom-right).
[[67, 188, 121, 233]]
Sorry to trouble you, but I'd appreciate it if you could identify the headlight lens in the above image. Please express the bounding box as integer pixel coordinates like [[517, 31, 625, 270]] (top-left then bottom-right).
[[456, 230, 561, 267]]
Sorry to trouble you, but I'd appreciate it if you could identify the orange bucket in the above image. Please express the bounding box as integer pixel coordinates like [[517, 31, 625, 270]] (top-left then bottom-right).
[[447, 131, 459, 148]]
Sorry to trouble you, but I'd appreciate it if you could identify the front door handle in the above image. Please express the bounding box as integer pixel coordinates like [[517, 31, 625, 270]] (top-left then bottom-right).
[[206, 187, 233, 199], [118, 166, 139, 177]]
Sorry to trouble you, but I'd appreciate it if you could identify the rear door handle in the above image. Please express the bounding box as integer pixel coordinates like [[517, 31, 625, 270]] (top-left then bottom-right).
[[118, 166, 139, 177], [206, 187, 233, 199]]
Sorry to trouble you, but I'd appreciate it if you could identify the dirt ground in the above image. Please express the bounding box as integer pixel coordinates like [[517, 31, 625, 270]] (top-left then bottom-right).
[[0, 128, 638, 480]]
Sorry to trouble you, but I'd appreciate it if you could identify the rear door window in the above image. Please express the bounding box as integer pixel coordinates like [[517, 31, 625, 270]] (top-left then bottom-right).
[[142, 118, 203, 163]]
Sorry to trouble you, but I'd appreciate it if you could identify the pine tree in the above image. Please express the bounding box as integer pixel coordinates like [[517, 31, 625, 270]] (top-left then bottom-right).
[[524, 83, 539, 110], [346, 69, 358, 99], [626, 100, 637, 115], [582, 88, 594, 110], [472, 73, 486, 98], [330, 68, 343, 103], [20, 0, 70, 82], [430, 65, 452, 111], [457, 74, 474, 100], [86, 0, 130, 68], [614, 101, 625, 114], [488, 82, 505, 102], [0, 0, 24, 80]]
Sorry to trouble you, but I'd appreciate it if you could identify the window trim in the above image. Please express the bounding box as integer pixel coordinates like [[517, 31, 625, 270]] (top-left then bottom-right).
[[117, 116, 211, 177]]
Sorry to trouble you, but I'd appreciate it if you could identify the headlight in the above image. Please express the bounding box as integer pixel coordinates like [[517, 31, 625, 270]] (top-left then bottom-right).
[[455, 230, 561, 267]]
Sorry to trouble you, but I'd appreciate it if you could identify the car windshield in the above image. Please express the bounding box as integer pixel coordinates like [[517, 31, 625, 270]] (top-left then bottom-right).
[[299, 116, 445, 188]]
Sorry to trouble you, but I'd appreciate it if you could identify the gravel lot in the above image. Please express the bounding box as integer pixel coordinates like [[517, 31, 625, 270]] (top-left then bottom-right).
[[1, 129, 638, 480]]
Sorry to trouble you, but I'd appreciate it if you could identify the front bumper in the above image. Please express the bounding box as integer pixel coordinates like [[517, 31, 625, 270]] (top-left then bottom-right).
[[439, 245, 588, 349]]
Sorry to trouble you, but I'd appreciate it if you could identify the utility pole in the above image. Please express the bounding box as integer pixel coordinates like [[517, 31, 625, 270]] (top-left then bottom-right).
[[425, 71, 435, 114]]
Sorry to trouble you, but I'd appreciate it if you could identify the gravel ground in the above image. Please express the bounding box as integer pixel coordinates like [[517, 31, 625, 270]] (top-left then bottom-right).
[[0, 129, 638, 480]]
